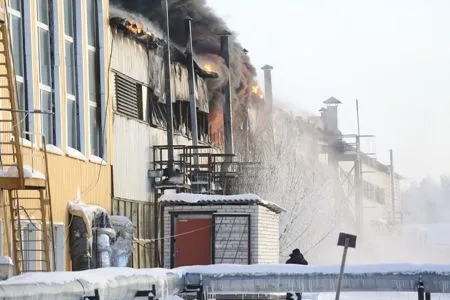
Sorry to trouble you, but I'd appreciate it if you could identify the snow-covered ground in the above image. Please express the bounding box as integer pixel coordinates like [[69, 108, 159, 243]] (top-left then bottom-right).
[[318, 292, 450, 299]]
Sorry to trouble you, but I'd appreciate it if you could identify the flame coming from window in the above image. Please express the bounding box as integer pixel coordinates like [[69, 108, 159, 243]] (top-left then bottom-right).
[[126, 21, 144, 35], [203, 64, 214, 73], [251, 84, 264, 99], [209, 108, 224, 147]]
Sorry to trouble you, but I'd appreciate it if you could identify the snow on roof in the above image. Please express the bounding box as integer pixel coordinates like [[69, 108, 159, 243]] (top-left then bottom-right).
[[159, 193, 285, 213]]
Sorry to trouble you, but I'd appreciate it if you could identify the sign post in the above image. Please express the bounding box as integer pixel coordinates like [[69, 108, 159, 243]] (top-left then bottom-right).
[[335, 232, 357, 300]]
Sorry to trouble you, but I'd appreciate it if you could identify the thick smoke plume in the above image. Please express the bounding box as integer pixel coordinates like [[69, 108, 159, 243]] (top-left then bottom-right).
[[111, 0, 262, 143]]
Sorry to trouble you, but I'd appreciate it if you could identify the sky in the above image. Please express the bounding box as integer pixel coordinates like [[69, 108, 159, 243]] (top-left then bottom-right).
[[207, 0, 450, 182]]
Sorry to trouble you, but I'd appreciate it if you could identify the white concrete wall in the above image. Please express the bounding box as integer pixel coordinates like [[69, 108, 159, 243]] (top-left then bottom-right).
[[162, 204, 280, 268]]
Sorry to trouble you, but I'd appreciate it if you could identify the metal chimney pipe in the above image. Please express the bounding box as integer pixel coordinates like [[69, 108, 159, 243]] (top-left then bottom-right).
[[220, 31, 233, 155], [161, 0, 174, 176], [390, 149, 396, 223], [261, 65, 273, 114], [185, 17, 199, 150], [262, 64, 274, 145]]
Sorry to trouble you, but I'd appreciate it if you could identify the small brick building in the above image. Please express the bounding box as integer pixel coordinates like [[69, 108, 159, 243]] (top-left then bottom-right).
[[160, 193, 283, 268]]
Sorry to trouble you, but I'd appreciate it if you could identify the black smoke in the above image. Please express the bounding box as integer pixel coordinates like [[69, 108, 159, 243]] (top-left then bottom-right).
[[110, 0, 259, 138]]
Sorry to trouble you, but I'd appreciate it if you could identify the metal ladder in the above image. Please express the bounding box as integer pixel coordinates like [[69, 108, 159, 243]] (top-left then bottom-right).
[[0, 3, 55, 274]]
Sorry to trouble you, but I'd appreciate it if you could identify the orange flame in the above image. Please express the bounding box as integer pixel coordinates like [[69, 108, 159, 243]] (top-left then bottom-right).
[[251, 84, 264, 99], [209, 109, 224, 147], [126, 21, 144, 35], [203, 64, 213, 73]]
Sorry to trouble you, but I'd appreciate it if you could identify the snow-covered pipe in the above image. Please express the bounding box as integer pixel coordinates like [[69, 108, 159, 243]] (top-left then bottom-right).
[[0, 268, 183, 300], [1, 264, 450, 298]]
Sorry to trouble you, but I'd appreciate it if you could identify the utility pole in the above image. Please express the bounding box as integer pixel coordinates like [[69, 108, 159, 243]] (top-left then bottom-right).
[[162, 0, 174, 177], [354, 100, 363, 235], [390, 149, 396, 224], [155, 0, 173, 267]]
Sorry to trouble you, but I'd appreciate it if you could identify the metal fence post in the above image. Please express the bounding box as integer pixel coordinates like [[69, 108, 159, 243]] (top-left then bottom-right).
[[417, 279, 424, 300], [197, 285, 204, 300]]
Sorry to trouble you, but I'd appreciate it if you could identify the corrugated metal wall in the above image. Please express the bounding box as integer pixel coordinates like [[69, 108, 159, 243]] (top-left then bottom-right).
[[113, 114, 152, 201], [17, 147, 112, 222], [113, 113, 194, 202]]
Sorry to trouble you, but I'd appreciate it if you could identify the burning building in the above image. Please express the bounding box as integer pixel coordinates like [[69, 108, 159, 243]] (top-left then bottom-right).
[[110, 0, 264, 148]]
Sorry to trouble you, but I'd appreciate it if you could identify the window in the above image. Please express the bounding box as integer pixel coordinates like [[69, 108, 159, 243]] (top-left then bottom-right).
[[64, 0, 79, 149], [37, 0, 54, 144], [87, 0, 101, 156], [148, 87, 166, 128], [197, 111, 209, 142], [8, 0, 28, 137], [40, 90, 52, 143], [173, 101, 190, 137]]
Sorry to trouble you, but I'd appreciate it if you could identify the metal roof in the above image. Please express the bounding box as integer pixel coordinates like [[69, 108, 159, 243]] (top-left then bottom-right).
[[159, 193, 284, 213], [323, 96, 342, 105]]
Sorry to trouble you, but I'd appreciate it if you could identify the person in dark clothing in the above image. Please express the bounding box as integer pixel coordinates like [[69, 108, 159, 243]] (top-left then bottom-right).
[[286, 249, 308, 300], [286, 248, 308, 265]]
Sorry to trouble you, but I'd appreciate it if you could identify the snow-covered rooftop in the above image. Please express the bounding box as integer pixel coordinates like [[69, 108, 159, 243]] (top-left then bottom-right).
[[159, 193, 285, 213]]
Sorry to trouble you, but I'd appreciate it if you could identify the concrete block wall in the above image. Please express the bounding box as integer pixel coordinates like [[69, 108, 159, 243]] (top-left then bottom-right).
[[257, 206, 280, 263], [163, 203, 280, 268]]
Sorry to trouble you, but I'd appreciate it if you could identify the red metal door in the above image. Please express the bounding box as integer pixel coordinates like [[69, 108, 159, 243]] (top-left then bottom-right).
[[175, 218, 212, 267]]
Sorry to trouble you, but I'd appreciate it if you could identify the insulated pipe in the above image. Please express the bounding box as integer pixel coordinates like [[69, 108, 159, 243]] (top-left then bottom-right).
[[220, 31, 233, 155], [261, 65, 273, 114], [185, 17, 199, 153], [261, 64, 274, 146]]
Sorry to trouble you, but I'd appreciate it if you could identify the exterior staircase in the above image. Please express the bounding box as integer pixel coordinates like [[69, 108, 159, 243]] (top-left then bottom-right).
[[0, 2, 55, 274]]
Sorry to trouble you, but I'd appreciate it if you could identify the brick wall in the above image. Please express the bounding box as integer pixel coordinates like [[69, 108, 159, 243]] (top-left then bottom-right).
[[162, 203, 279, 268], [257, 206, 280, 263]]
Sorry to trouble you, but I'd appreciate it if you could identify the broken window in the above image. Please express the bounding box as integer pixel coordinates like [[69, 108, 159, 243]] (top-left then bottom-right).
[[197, 111, 209, 143], [148, 87, 167, 129]]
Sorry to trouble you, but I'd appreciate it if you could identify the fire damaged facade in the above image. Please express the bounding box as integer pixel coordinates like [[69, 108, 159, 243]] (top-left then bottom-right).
[[108, 15, 226, 267], [107, 8, 269, 267], [0, 0, 406, 274]]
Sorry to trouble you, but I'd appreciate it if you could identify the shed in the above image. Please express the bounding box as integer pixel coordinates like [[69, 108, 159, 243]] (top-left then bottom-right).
[[160, 193, 283, 268]]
